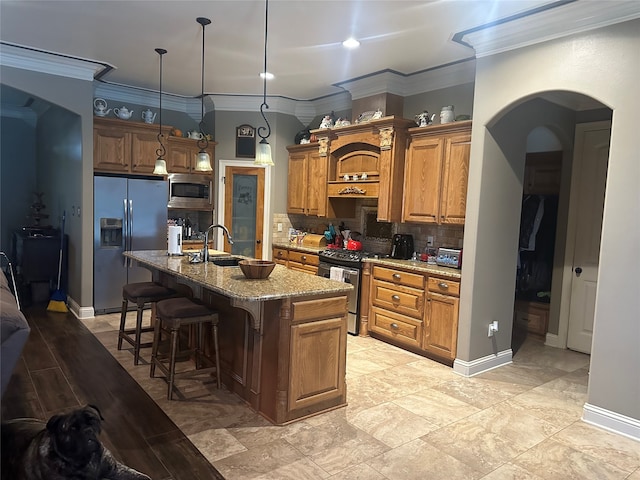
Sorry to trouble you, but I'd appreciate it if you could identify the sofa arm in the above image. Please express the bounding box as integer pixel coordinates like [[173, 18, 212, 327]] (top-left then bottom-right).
[[1, 271, 30, 396]]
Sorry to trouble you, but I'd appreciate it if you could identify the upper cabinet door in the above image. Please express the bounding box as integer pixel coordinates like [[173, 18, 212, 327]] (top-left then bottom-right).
[[306, 148, 327, 217], [440, 131, 471, 225], [130, 130, 160, 174], [287, 150, 308, 215], [402, 136, 444, 223], [94, 126, 130, 173]]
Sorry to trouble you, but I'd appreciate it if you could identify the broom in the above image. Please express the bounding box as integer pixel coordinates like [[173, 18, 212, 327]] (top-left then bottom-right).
[[47, 210, 68, 313]]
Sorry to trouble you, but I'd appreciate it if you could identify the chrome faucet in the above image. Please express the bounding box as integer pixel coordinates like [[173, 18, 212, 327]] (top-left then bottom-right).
[[202, 224, 234, 262]]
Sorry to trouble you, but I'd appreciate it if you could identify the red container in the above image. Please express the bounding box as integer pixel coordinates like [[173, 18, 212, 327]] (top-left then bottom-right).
[[346, 240, 362, 251]]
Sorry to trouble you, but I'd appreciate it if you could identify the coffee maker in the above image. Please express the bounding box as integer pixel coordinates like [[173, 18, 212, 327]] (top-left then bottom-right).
[[390, 234, 414, 260]]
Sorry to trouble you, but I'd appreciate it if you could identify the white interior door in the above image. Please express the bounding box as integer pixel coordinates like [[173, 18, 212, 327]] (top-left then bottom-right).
[[567, 121, 610, 354]]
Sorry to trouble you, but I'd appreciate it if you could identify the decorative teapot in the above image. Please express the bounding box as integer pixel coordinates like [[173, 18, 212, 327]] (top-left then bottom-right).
[[93, 98, 111, 117], [415, 111, 435, 127], [141, 109, 156, 124], [113, 106, 134, 120], [186, 131, 204, 140]]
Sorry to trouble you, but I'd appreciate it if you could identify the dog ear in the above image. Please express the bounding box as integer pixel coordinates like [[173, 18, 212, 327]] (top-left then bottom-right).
[[86, 404, 105, 421], [46, 414, 65, 433]]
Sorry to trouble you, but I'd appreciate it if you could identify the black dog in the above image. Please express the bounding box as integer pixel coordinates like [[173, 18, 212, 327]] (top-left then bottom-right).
[[1, 404, 151, 480]]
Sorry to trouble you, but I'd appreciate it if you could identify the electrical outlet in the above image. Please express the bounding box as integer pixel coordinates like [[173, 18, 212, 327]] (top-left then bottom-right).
[[488, 321, 499, 337], [277, 223, 283, 232], [427, 236, 434, 246]]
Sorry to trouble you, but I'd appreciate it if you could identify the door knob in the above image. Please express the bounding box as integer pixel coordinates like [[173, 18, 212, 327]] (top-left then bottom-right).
[[575, 267, 582, 277]]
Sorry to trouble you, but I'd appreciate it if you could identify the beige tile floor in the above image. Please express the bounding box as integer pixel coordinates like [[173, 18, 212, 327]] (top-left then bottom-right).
[[85, 311, 640, 480]]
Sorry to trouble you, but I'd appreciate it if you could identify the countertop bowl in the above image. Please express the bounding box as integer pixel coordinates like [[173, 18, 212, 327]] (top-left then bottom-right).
[[239, 260, 276, 279]]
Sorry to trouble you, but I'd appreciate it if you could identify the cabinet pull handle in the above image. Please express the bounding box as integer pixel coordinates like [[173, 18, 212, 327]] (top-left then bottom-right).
[[438, 282, 449, 289], [391, 294, 400, 302], [390, 323, 399, 330], [392, 273, 401, 280]]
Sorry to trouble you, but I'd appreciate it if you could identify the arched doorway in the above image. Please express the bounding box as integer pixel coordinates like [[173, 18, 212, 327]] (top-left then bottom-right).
[[454, 91, 612, 374]]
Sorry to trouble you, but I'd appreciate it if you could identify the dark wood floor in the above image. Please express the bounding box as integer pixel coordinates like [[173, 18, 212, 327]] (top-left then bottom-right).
[[1, 304, 225, 480]]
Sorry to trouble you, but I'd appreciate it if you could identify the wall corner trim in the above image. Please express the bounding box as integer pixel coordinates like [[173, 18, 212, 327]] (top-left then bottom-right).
[[453, 349, 513, 377]]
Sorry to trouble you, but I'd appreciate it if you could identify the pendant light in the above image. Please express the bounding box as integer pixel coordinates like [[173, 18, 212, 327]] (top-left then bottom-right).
[[254, 0, 274, 166], [153, 47, 169, 176], [194, 16, 213, 172]]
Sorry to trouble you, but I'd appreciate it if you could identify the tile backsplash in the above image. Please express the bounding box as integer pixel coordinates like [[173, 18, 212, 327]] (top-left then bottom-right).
[[272, 208, 463, 256]]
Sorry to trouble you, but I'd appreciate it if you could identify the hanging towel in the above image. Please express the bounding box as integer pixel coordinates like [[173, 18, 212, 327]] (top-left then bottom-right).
[[330, 266, 345, 282]]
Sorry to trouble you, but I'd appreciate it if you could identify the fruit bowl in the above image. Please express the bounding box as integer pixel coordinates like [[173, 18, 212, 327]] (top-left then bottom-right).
[[238, 260, 275, 279]]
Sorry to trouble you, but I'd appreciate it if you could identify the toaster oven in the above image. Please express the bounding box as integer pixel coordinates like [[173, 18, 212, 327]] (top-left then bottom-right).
[[436, 247, 463, 269]]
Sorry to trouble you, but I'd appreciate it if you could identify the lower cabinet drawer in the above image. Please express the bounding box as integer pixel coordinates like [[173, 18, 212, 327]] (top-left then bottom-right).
[[371, 279, 424, 319], [289, 262, 318, 275], [370, 306, 423, 349]]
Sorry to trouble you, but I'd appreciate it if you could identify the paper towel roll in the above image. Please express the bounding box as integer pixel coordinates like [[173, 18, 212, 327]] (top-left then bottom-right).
[[168, 225, 182, 255]]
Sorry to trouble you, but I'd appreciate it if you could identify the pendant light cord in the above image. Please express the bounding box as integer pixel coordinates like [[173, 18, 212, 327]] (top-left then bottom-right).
[[197, 17, 211, 152], [257, 0, 271, 142], [155, 48, 167, 159]]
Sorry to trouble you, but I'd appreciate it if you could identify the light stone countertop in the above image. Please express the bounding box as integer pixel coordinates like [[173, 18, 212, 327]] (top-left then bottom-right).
[[272, 242, 324, 255], [272, 243, 461, 279], [364, 257, 462, 279], [125, 250, 353, 302]]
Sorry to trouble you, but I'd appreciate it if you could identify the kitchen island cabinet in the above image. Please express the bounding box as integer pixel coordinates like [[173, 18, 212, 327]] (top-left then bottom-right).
[[124, 250, 351, 425]]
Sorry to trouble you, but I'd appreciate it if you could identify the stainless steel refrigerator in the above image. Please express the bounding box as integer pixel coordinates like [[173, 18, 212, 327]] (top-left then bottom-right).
[[94, 175, 168, 313]]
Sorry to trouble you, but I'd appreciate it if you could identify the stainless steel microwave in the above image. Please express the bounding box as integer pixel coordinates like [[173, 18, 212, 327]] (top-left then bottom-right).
[[167, 174, 213, 210]]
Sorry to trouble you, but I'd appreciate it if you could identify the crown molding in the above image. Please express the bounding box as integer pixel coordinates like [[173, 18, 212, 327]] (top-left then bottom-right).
[[455, 0, 640, 58], [94, 82, 194, 113], [333, 59, 476, 100], [0, 42, 110, 82]]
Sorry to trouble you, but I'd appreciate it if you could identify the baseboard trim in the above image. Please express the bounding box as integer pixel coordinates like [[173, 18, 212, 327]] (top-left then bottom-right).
[[453, 349, 513, 377], [67, 297, 95, 319], [545, 332, 563, 348], [583, 403, 640, 442]]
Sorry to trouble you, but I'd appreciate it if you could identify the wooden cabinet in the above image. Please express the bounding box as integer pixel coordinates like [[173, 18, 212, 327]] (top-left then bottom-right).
[[403, 121, 471, 225], [311, 116, 415, 222], [287, 143, 327, 216], [288, 250, 319, 275], [514, 300, 549, 336], [166, 136, 216, 174], [369, 265, 425, 350], [524, 151, 562, 195], [272, 246, 319, 275], [94, 117, 215, 176], [272, 247, 289, 267], [365, 262, 461, 364], [289, 296, 347, 412], [425, 277, 460, 360], [94, 117, 170, 174]]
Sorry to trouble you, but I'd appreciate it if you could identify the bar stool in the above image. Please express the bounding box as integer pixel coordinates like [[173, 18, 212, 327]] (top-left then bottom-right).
[[117, 282, 179, 365], [150, 296, 221, 400]]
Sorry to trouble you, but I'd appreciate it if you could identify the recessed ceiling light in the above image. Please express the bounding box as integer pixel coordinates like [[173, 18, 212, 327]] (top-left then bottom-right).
[[260, 72, 274, 80], [342, 37, 360, 49]]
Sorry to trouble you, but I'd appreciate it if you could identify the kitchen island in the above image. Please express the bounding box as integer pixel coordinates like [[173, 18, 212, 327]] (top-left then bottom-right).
[[124, 250, 353, 425]]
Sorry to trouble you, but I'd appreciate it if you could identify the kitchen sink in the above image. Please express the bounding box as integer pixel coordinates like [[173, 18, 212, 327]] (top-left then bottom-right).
[[209, 256, 242, 267]]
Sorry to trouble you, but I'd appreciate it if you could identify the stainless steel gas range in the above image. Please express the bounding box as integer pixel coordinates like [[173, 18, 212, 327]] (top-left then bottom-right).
[[317, 249, 378, 335]]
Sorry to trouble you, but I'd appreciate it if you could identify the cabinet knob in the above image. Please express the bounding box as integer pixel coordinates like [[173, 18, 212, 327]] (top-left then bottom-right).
[[438, 282, 449, 289], [392, 273, 401, 280], [391, 294, 400, 302], [390, 323, 399, 330], [302, 255, 307, 261]]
